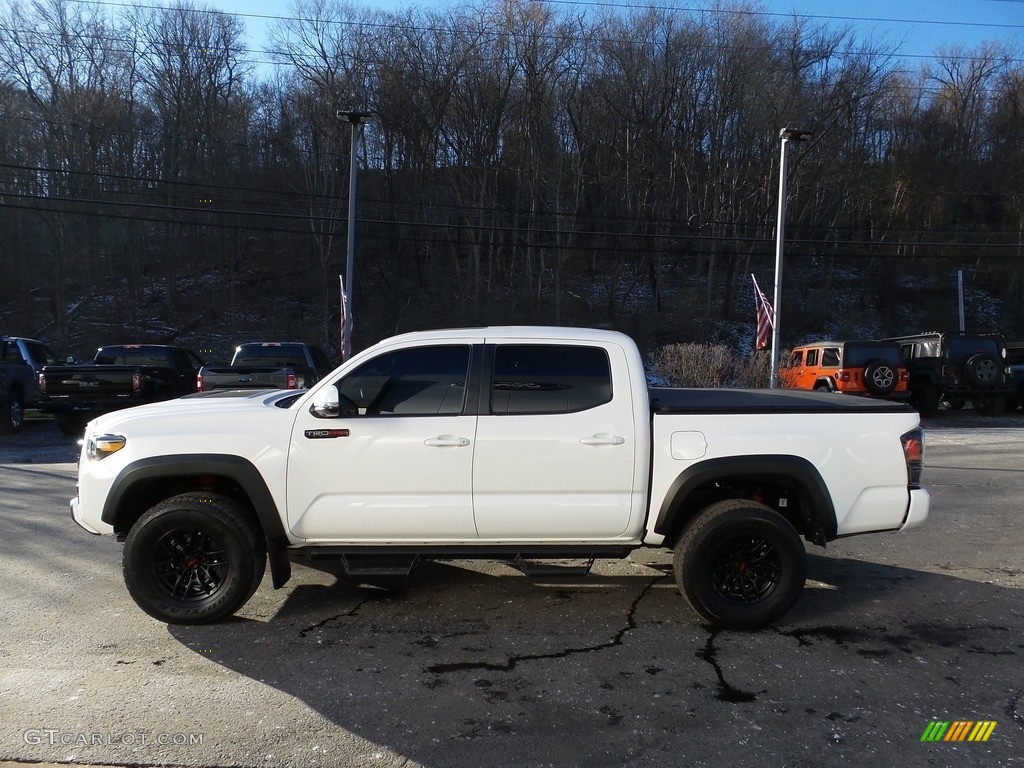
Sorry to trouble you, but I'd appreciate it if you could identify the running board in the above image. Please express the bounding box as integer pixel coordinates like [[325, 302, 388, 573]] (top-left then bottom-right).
[[340, 553, 419, 577], [511, 555, 596, 577]]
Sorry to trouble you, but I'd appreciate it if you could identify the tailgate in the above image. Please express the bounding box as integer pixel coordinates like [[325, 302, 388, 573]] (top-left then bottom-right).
[[42, 366, 139, 400]]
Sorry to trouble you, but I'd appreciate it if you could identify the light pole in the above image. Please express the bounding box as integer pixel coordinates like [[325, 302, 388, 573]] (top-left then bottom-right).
[[337, 110, 372, 360], [770, 127, 812, 388]]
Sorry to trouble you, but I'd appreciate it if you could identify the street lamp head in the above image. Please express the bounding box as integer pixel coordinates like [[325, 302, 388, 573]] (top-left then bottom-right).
[[337, 110, 373, 124], [779, 127, 812, 141]]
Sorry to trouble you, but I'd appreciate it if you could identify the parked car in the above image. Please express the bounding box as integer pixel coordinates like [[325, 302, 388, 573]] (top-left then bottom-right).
[[778, 340, 909, 400], [883, 331, 1013, 416], [0, 336, 61, 433], [39, 344, 204, 435], [196, 342, 334, 392]]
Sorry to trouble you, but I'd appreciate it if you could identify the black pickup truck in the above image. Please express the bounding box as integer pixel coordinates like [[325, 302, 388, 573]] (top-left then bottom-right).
[[196, 342, 334, 392], [39, 344, 204, 434], [1, 336, 62, 433]]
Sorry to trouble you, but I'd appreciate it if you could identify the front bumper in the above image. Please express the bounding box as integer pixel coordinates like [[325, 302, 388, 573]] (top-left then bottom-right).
[[70, 495, 112, 535]]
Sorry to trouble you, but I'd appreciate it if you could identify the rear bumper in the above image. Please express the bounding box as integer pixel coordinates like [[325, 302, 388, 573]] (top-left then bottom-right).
[[900, 487, 930, 531]]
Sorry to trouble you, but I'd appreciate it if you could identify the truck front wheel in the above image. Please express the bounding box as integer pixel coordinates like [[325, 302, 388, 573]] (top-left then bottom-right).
[[122, 494, 265, 624], [673, 500, 806, 629]]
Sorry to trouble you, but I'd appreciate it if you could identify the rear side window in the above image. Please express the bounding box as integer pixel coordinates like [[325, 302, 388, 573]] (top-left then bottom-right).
[[490, 345, 611, 414], [821, 348, 840, 367]]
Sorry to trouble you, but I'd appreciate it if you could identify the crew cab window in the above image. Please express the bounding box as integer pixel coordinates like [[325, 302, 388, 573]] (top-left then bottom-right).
[[490, 345, 611, 414], [821, 348, 840, 367], [805, 349, 818, 366], [337, 345, 470, 416], [784, 351, 803, 368]]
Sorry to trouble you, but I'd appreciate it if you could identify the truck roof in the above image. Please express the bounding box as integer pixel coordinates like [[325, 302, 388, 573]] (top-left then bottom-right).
[[384, 325, 631, 345]]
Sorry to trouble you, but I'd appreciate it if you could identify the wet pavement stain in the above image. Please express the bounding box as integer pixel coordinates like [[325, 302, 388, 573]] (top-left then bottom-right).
[[425, 576, 664, 675], [695, 629, 758, 703]]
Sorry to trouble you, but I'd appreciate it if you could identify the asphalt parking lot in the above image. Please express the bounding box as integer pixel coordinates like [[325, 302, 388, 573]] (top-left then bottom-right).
[[0, 412, 1022, 768]]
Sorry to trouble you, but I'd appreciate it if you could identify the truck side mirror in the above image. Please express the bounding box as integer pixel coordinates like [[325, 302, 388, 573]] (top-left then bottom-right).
[[310, 388, 339, 418], [310, 388, 357, 418]]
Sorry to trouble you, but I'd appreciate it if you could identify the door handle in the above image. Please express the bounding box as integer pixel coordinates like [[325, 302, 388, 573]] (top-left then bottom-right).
[[579, 434, 625, 446], [424, 435, 471, 447]]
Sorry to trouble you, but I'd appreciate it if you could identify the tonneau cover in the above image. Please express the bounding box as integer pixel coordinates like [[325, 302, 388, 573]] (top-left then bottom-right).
[[649, 387, 914, 414]]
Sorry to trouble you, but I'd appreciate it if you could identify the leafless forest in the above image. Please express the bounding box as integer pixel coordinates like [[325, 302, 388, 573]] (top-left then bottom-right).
[[1, 0, 1022, 359]]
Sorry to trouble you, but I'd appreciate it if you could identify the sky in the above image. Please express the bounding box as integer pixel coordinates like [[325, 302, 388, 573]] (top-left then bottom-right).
[[198, 0, 1024, 64]]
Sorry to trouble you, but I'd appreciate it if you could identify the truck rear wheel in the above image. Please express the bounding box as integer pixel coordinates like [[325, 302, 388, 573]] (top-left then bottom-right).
[[673, 500, 806, 629], [1, 390, 23, 433], [55, 414, 87, 436], [122, 493, 265, 624]]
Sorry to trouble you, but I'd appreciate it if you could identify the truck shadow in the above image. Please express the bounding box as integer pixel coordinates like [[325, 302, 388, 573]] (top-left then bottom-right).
[[165, 554, 1023, 767]]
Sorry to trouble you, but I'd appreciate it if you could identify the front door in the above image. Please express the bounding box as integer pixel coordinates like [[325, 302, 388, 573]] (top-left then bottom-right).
[[286, 344, 478, 542]]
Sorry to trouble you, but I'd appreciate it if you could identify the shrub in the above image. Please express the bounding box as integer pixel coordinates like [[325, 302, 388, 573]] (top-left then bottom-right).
[[649, 343, 772, 388]]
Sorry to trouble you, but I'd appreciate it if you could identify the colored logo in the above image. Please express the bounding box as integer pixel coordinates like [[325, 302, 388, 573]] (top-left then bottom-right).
[[921, 721, 997, 742]]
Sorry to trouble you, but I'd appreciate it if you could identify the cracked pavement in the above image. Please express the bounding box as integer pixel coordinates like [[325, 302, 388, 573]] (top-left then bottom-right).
[[1, 418, 1022, 767]]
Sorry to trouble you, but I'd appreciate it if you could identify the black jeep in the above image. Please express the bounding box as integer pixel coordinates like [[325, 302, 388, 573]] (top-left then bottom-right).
[[883, 332, 1012, 416]]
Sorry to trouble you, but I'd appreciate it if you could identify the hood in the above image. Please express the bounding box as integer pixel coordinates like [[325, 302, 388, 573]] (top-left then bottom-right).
[[88, 389, 302, 434]]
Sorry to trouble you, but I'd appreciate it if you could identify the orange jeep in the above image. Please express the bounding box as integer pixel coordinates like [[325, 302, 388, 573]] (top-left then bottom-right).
[[779, 340, 909, 399]]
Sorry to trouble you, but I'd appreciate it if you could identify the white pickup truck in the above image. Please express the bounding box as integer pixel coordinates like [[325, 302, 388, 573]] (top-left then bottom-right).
[[72, 326, 929, 629]]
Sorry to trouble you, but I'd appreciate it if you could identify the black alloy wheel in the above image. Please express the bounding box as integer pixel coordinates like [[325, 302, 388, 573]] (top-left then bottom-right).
[[673, 499, 807, 629], [123, 493, 265, 624]]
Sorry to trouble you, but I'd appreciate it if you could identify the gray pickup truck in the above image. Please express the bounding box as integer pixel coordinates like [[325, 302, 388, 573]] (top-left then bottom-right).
[[1, 336, 61, 433], [196, 342, 334, 392]]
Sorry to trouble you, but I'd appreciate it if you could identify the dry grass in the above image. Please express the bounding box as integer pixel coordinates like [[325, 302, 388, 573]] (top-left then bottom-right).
[[649, 343, 772, 388]]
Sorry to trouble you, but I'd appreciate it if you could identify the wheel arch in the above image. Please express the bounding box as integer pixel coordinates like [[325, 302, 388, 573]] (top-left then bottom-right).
[[101, 454, 292, 588], [653, 455, 838, 546]]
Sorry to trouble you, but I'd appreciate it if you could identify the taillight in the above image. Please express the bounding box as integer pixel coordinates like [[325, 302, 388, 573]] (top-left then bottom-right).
[[837, 370, 851, 382], [901, 428, 924, 486], [196, 373, 203, 391], [131, 371, 143, 393], [38, 372, 46, 395], [286, 373, 298, 389], [900, 370, 910, 381]]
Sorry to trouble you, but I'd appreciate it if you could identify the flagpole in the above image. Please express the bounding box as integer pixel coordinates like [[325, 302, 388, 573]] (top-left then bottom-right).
[[771, 128, 812, 388]]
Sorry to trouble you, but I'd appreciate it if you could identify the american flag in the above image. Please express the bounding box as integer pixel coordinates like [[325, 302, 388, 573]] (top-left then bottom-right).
[[751, 274, 774, 351], [339, 275, 353, 361]]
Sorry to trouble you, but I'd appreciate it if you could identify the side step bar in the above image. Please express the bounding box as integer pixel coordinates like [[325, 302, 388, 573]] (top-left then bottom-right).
[[511, 555, 596, 577], [341, 553, 419, 577]]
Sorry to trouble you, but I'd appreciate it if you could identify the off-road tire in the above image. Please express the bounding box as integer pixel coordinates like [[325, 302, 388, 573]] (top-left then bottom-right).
[[910, 384, 940, 416], [863, 359, 897, 397], [964, 354, 999, 388], [123, 493, 265, 624], [974, 394, 1007, 417], [673, 500, 807, 629]]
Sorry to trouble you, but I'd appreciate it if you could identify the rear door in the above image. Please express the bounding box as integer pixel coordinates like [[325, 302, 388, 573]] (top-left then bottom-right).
[[471, 339, 639, 541]]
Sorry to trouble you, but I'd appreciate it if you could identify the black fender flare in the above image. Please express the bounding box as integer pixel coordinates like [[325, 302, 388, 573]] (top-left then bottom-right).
[[101, 454, 292, 588], [653, 455, 838, 544]]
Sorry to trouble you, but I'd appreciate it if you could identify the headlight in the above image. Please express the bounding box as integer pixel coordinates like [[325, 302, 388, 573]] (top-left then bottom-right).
[[86, 434, 126, 460]]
